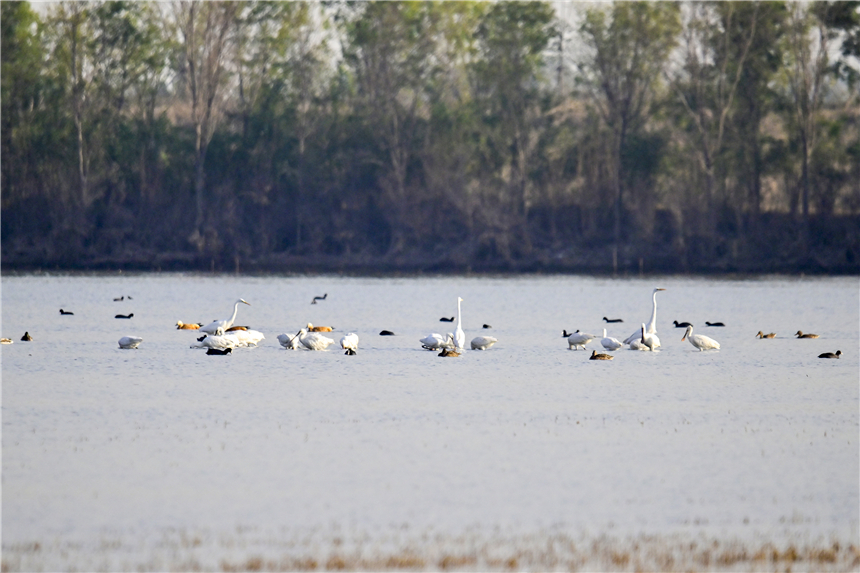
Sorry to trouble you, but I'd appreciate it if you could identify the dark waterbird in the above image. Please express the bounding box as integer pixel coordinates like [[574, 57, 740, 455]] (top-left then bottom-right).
[[440, 317, 455, 322], [21, 331, 33, 341], [311, 293, 328, 304], [603, 317, 623, 323], [60, 309, 74, 315], [206, 347, 232, 355], [115, 313, 133, 319], [818, 350, 842, 359], [705, 321, 725, 327], [379, 330, 395, 336], [673, 320, 692, 328]]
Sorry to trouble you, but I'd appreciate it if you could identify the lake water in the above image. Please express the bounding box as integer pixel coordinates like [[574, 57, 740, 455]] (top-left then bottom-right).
[[2, 273, 858, 571]]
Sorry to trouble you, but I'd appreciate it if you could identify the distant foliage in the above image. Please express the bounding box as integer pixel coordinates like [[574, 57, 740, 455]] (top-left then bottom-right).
[[2, 0, 858, 273]]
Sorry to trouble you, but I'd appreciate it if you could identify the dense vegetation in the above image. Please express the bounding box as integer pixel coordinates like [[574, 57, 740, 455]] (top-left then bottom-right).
[[2, 1, 859, 274]]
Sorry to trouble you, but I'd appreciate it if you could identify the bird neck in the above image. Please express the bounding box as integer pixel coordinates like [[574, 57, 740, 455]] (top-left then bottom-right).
[[647, 292, 659, 333]]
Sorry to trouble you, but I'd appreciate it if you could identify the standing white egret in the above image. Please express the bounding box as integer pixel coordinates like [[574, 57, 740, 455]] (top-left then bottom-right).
[[298, 328, 335, 351], [600, 329, 623, 351], [200, 299, 251, 335], [118, 336, 142, 349], [638, 323, 660, 351], [567, 331, 596, 350], [682, 325, 720, 351], [340, 332, 359, 355], [454, 297, 465, 350], [470, 335, 497, 350], [623, 288, 666, 344]]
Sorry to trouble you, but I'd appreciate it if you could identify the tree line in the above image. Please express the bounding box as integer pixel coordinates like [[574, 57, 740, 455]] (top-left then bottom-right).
[[2, 1, 859, 274]]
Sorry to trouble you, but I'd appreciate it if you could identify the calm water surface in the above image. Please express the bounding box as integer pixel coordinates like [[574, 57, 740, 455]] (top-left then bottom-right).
[[2, 273, 858, 570]]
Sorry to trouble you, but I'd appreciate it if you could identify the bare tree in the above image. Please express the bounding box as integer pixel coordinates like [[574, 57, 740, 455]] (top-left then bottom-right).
[[172, 1, 239, 250]]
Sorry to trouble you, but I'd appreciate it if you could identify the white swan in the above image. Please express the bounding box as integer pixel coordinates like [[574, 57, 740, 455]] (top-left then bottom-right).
[[600, 329, 623, 351], [454, 297, 465, 350], [298, 328, 335, 351], [227, 329, 265, 347], [340, 332, 359, 355], [638, 323, 660, 351], [470, 335, 497, 350], [567, 331, 596, 350], [200, 299, 251, 335], [623, 288, 665, 344], [682, 325, 720, 351], [420, 333, 454, 350], [118, 336, 142, 349], [191, 334, 236, 349]]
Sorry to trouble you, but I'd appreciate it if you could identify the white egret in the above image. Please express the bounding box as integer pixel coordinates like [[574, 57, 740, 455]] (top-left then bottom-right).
[[682, 325, 720, 351], [454, 297, 465, 350], [470, 336, 497, 350], [118, 336, 142, 349], [623, 288, 666, 345], [638, 323, 660, 351], [340, 332, 359, 355], [298, 328, 335, 351], [590, 350, 613, 360], [567, 331, 596, 350], [420, 333, 454, 350], [200, 299, 251, 335], [818, 350, 842, 359], [600, 329, 623, 351]]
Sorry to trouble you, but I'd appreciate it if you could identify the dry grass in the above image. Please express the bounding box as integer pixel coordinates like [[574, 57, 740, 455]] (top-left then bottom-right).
[[3, 531, 859, 572]]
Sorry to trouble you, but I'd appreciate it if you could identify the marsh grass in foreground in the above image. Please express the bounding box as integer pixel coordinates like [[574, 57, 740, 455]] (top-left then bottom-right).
[[3, 531, 858, 572]]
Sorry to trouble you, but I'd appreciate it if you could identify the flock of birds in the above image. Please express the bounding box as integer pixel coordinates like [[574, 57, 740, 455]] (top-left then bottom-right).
[[1, 287, 841, 360]]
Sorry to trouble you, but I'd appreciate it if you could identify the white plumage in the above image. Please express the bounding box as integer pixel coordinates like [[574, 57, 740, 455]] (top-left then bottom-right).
[[298, 328, 335, 351], [470, 336, 497, 350], [638, 323, 660, 351], [600, 329, 622, 351], [191, 334, 236, 349], [118, 336, 142, 349], [682, 325, 720, 351], [420, 333, 454, 350], [454, 297, 465, 350], [199, 299, 251, 335], [623, 288, 665, 344], [227, 329, 265, 347], [567, 331, 596, 350], [277, 332, 301, 350], [340, 332, 359, 354]]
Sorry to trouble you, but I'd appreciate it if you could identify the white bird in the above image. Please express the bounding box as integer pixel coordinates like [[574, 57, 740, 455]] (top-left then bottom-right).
[[454, 296, 465, 350], [118, 336, 142, 349], [623, 288, 666, 345], [638, 323, 660, 351], [420, 332, 454, 350], [298, 328, 335, 351], [340, 332, 359, 355], [600, 329, 623, 351], [227, 329, 265, 347], [470, 335, 497, 350], [199, 299, 251, 335], [191, 334, 236, 349], [682, 325, 720, 351], [567, 330, 596, 350], [277, 333, 302, 350]]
